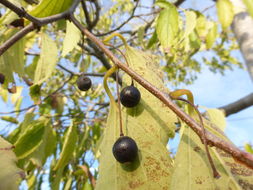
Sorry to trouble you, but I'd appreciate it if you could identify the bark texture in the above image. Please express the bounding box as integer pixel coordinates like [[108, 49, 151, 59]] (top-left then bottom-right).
[[231, 0, 253, 82]]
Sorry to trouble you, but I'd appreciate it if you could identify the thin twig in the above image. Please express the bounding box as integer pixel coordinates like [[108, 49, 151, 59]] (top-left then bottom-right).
[[95, 1, 139, 36], [176, 97, 220, 178]]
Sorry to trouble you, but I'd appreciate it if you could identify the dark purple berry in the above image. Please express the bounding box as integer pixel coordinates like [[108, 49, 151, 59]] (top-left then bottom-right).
[[120, 85, 141, 108], [77, 75, 92, 91], [112, 136, 138, 163]]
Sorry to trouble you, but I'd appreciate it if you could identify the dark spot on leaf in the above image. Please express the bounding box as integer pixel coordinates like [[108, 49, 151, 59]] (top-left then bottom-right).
[[238, 179, 253, 190], [128, 179, 144, 189], [194, 146, 201, 152], [215, 148, 230, 157], [195, 179, 202, 184], [160, 156, 171, 168], [226, 162, 253, 176], [144, 156, 170, 182]]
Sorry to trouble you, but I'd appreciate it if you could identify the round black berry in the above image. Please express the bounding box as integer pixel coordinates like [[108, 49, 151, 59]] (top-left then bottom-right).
[[112, 136, 138, 163], [0, 73, 5, 84], [120, 85, 141, 108], [77, 75, 92, 91]]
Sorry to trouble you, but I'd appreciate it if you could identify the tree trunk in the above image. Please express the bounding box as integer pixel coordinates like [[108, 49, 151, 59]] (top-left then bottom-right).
[[231, 0, 253, 82]]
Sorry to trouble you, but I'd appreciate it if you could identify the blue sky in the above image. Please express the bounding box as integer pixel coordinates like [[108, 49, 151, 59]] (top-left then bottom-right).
[[179, 64, 252, 146]]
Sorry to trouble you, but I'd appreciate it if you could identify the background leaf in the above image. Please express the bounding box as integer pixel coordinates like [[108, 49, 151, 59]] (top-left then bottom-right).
[[243, 0, 253, 17], [30, 121, 57, 167], [217, 0, 234, 30], [34, 33, 58, 85], [184, 10, 197, 38], [14, 121, 45, 159], [169, 123, 241, 189], [54, 123, 77, 170], [206, 108, 226, 131], [206, 22, 218, 49], [29, 0, 73, 18], [0, 136, 22, 190], [0, 29, 25, 87], [62, 20, 82, 57], [156, 3, 179, 51]]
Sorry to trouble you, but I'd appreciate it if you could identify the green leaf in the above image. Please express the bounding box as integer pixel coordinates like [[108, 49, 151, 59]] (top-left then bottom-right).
[[14, 121, 45, 159], [63, 177, 72, 190], [206, 22, 218, 49], [34, 33, 58, 84], [83, 181, 92, 190], [51, 167, 64, 190], [217, 0, 234, 30], [29, 0, 73, 18], [14, 97, 22, 114], [29, 84, 41, 104], [146, 31, 158, 49], [195, 13, 208, 39], [0, 88, 8, 102], [206, 108, 226, 131], [243, 0, 253, 17], [245, 144, 253, 154], [137, 26, 145, 48], [184, 10, 197, 38], [1, 116, 18, 124], [170, 124, 241, 189], [54, 123, 77, 170], [156, 3, 179, 51], [25, 56, 39, 80], [0, 29, 25, 86], [30, 121, 56, 167], [0, 136, 22, 190], [171, 112, 253, 190], [7, 112, 35, 144], [213, 145, 253, 189], [96, 46, 177, 190], [155, 0, 172, 9], [62, 20, 82, 57]]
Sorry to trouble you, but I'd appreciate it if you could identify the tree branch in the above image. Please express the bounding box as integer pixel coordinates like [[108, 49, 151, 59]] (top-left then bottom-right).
[[230, 0, 253, 82], [79, 41, 122, 84], [81, 0, 92, 29], [90, 0, 100, 29], [79, 165, 96, 188], [219, 93, 253, 116], [69, 14, 253, 170], [0, 0, 81, 56], [0, 0, 41, 23]]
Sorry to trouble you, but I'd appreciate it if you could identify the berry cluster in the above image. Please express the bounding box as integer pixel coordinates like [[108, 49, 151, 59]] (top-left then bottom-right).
[[76, 72, 141, 164], [113, 83, 141, 163]]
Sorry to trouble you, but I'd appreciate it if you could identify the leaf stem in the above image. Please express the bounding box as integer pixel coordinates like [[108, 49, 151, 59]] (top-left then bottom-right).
[[103, 65, 118, 105], [103, 33, 127, 47], [176, 97, 220, 178], [116, 69, 124, 136]]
